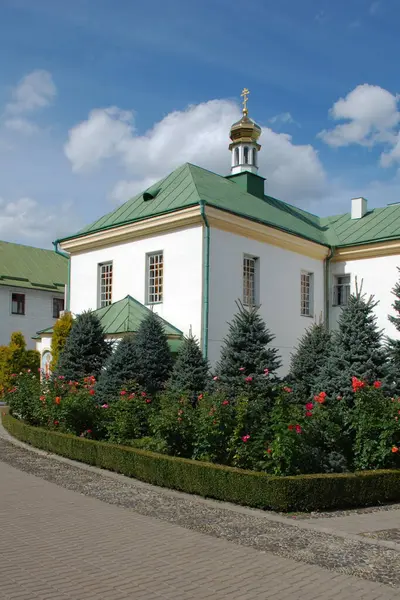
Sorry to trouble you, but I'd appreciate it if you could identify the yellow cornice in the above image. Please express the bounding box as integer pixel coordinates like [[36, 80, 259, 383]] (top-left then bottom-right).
[[60, 207, 203, 253], [205, 206, 329, 260], [60, 204, 328, 260], [332, 240, 400, 262]]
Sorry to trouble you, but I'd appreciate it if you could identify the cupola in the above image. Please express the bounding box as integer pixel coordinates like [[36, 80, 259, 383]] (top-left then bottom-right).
[[229, 88, 262, 175]]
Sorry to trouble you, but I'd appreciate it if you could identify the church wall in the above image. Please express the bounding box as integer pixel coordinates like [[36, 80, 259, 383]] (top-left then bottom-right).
[[0, 286, 64, 350], [69, 226, 203, 338], [330, 254, 400, 339], [207, 228, 325, 373]]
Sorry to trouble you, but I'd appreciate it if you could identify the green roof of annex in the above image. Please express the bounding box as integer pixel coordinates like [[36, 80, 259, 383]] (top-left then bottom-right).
[[0, 240, 68, 292], [58, 163, 400, 249]]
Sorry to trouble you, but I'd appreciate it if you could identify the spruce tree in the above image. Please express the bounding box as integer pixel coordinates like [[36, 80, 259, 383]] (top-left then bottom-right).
[[387, 267, 400, 391], [134, 310, 173, 395], [289, 322, 331, 401], [96, 334, 138, 400], [56, 311, 111, 381], [51, 311, 74, 371], [314, 284, 388, 403], [216, 301, 281, 400], [168, 335, 208, 399]]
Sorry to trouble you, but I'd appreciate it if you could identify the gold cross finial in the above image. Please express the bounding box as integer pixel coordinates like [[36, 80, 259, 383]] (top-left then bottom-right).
[[241, 88, 250, 115]]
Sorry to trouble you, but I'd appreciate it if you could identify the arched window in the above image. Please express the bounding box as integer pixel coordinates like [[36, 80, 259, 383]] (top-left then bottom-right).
[[234, 147, 239, 166], [252, 148, 257, 167], [244, 146, 249, 164]]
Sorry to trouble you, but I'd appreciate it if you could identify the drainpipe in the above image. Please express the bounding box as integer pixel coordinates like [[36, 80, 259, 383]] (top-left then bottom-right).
[[199, 200, 210, 360], [324, 246, 334, 330], [53, 241, 70, 312]]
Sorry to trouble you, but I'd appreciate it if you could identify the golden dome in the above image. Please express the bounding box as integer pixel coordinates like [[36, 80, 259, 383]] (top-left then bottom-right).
[[229, 114, 262, 145]]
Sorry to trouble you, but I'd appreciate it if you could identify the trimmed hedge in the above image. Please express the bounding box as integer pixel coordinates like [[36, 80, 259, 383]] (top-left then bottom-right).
[[3, 413, 400, 512]]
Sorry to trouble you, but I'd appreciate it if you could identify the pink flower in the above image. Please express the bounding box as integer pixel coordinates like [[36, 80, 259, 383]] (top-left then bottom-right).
[[283, 386, 293, 393], [337, 395, 343, 401], [177, 417, 182, 423], [222, 400, 229, 406], [305, 402, 313, 410], [373, 381, 382, 389], [120, 390, 127, 396], [295, 424, 302, 434], [178, 409, 183, 415], [245, 376, 253, 383], [239, 367, 245, 372], [241, 434, 250, 443], [58, 375, 65, 380], [198, 394, 203, 400], [145, 398, 152, 404], [305, 411, 313, 417], [141, 392, 147, 397], [213, 376, 219, 381], [27, 369, 31, 373], [101, 404, 109, 409], [264, 368, 269, 375]]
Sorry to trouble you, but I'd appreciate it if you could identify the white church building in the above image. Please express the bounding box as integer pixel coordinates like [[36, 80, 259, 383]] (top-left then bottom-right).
[[36, 90, 400, 372]]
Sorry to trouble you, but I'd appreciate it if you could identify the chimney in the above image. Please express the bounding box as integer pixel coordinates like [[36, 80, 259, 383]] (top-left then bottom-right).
[[351, 197, 368, 219]]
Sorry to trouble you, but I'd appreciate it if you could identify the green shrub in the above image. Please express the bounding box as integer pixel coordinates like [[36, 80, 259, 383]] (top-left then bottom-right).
[[7, 371, 41, 425], [4, 413, 400, 513], [192, 392, 237, 464], [104, 391, 154, 445], [151, 393, 195, 458]]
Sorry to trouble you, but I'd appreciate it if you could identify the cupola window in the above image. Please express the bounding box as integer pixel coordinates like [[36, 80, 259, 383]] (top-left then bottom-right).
[[234, 147, 239, 166], [252, 148, 257, 166], [243, 146, 249, 164]]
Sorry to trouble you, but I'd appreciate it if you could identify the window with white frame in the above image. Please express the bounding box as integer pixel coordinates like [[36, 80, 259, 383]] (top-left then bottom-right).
[[333, 274, 350, 307], [243, 255, 258, 306], [11, 293, 25, 315], [98, 262, 113, 308], [147, 251, 163, 304], [300, 271, 313, 317], [52, 297, 65, 319]]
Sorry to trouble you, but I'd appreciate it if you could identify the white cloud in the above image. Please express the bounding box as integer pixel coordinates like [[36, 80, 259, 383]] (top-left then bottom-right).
[[5, 70, 56, 115], [4, 117, 39, 135], [0, 196, 78, 245], [318, 84, 400, 148], [65, 99, 326, 204], [269, 112, 295, 125]]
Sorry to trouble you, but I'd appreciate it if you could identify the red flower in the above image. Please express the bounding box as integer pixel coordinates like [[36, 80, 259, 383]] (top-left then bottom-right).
[[87, 429, 92, 434], [145, 398, 151, 404], [89, 389, 95, 396], [54, 420, 59, 426], [266, 447, 272, 454], [58, 375, 65, 380], [288, 424, 294, 431], [241, 434, 250, 443], [55, 396, 61, 405], [392, 446, 399, 453], [295, 424, 302, 434], [352, 377, 365, 392], [141, 392, 147, 397], [305, 411, 313, 417], [245, 376, 253, 383], [213, 419, 217, 425], [337, 395, 343, 401], [128, 393, 135, 399], [373, 381, 382, 389], [314, 391, 327, 404], [40, 395, 46, 402], [222, 400, 229, 406], [198, 394, 203, 400], [283, 386, 293, 393], [120, 390, 127, 396], [305, 402, 313, 410]]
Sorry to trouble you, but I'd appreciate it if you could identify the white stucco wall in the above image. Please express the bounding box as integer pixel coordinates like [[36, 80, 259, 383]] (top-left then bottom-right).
[[207, 228, 325, 373], [69, 226, 203, 339], [330, 255, 400, 339], [0, 286, 64, 349]]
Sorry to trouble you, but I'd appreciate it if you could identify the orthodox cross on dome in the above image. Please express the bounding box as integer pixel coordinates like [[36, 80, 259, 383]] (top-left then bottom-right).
[[241, 87, 250, 115]]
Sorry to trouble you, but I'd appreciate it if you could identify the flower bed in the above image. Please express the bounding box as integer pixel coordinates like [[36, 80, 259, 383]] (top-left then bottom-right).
[[3, 412, 400, 513]]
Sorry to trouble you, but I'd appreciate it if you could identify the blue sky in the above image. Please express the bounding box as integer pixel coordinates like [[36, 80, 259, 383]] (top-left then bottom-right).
[[1, 0, 400, 246]]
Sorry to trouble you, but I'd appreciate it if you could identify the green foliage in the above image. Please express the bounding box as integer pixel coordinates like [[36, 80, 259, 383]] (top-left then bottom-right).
[[151, 393, 195, 457], [7, 371, 41, 425], [0, 332, 39, 395], [104, 392, 154, 445], [134, 310, 173, 395], [5, 412, 400, 513], [314, 286, 388, 403], [216, 302, 281, 403], [96, 335, 139, 401], [351, 385, 400, 471], [167, 336, 208, 400], [387, 267, 400, 393], [289, 322, 331, 400], [51, 312, 74, 371], [56, 311, 111, 381], [191, 393, 236, 464]]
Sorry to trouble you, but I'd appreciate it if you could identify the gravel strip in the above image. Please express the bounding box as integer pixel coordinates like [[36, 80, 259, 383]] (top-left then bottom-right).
[[291, 503, 400, 520], [0, 436, 400, 588]]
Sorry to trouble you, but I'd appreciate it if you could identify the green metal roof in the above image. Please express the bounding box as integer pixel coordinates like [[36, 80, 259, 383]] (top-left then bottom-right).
[[0, 241, 68, 292], [35, 295, 183, 351], [58, 162, 400, 248]]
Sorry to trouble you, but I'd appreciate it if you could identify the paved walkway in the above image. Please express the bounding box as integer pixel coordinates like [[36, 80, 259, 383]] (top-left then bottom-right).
[[0, 460, 397, 599]]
